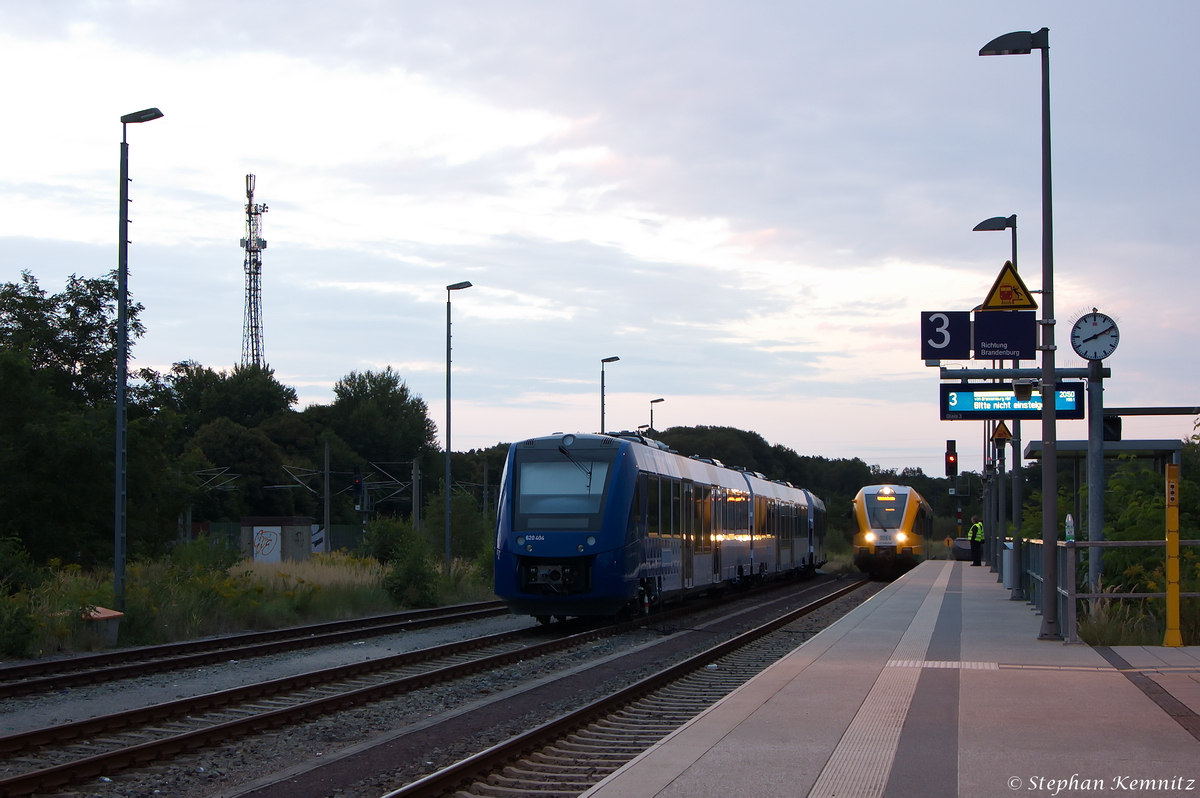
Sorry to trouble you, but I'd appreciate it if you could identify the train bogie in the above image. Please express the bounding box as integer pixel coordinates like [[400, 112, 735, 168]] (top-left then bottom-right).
[[494, 433, 827, 620]]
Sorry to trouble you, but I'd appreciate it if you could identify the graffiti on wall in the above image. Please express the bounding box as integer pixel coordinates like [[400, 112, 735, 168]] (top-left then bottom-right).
[[253, 526, 282, 563]]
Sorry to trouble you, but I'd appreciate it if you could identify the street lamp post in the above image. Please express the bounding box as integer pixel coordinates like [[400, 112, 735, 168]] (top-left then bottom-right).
[[600, 356, 619, 433], [980, 27, 1058, 638], [974, 214, 1025, 600], [649, 398, 664, 434], [114, 107, 163, 612], [445, 281, 472, 574]]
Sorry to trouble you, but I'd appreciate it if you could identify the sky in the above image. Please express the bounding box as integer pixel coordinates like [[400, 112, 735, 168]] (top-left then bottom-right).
[[1, 1, 1197, 476]]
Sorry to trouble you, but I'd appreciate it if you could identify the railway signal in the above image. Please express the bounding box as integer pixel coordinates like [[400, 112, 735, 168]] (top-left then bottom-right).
[[352, 467, 365, 511], [945, 440, 958, 477]]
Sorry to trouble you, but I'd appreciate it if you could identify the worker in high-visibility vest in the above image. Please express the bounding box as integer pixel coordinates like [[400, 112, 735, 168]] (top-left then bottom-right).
[[968, 515, 985, 567]]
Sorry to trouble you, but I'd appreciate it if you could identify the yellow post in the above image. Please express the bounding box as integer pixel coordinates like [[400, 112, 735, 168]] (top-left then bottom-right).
[[1164, 464, 1182, 647]]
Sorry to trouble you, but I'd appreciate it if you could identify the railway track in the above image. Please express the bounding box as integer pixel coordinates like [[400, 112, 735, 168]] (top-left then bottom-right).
[[0, 601, 510, 699], [0, 578, 848, 797], [381, 578, 868, 798]]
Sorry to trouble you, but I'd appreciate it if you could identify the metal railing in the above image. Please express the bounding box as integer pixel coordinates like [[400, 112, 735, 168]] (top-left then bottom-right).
[[1015, 537, 1200, 644]]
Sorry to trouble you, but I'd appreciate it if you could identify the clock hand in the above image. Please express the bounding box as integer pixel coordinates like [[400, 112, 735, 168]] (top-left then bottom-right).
[[1082, 326, 1114, 343]]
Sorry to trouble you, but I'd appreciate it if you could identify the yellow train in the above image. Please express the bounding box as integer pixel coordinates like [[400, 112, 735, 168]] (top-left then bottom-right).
[[851, 484, 934, 578]]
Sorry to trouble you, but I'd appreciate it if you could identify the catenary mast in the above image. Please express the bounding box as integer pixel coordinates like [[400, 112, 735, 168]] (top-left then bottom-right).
[[240, 174, 268, 367]]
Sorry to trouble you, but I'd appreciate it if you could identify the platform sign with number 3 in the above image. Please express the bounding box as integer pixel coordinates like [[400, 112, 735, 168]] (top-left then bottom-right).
[[920, 311, 971, 360]]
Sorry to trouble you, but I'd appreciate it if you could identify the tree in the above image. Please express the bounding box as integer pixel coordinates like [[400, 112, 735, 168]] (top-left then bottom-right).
[[0, 270, 145, 407], [311, 367, 437, 466], [188, 418, 297, 519], [153, 361, 298, 443], [0, 349, 112, 562]]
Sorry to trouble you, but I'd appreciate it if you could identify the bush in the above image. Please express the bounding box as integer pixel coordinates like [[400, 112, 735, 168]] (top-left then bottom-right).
[[421, 486, 495, 563], [377, 524, 440, 608], [825, 527, 852, 555], [363, 516, 412, 565], [0, 593, 37, 657], [0, 535, 44, 594], [168, 533, 241, 574]]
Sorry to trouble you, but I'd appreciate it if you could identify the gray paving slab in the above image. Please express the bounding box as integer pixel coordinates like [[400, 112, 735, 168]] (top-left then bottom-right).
[[583, 560, 1200, 798], [1114, 644, 1200, 669]]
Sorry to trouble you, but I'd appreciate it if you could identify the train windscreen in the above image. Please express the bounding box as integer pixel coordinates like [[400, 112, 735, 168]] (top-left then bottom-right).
[[864, 491, 909, 529], [513, 447, 618, 531]]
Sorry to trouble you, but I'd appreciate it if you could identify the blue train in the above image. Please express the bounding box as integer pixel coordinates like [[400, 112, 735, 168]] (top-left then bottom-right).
[[493, 432, 827, 621]]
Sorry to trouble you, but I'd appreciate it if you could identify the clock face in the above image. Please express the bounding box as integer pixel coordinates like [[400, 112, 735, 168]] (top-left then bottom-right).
[[1070, 312, 1120, 360]]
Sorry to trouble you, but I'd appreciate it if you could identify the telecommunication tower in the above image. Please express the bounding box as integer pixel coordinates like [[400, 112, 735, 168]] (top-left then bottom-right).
[[239, 174, 268, 367]]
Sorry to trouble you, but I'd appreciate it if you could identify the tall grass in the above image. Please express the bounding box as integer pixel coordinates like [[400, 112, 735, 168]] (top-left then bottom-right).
[[1077, 580, 1162, 646], [237, 553, 394, 620], [0, 540, 498, 659]]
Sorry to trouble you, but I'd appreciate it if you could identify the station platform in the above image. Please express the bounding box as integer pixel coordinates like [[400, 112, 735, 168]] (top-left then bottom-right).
[[583, 560, 1200, 798]]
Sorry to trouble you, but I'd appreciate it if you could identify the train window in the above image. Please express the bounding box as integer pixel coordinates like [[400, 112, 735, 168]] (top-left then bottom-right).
[[863, 491, 909, 529], [729, 492, 748, 535], [512, 446, 618, 532], [647, 474, 660, 537]]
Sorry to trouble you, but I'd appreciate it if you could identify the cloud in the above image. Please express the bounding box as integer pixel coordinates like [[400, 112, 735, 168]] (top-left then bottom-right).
[[1, 1, 1198, 476]]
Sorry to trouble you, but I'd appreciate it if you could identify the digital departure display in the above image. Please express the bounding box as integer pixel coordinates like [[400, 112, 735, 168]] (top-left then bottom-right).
[[940, 383, 1085, 421]]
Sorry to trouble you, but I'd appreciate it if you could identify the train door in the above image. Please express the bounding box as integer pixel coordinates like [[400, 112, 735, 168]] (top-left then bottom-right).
[[771, 499, 782, 571], [659, 479, 682, 594], [789, 503, 798, 566], [695, 484, 713, 585], [781, 502, 793, 568], [914, 499, 931, 563], [712, 488, 723, 580], [682, 481, 695, 588], [802, 499, 812, 567], [646, 473, 660, 575]]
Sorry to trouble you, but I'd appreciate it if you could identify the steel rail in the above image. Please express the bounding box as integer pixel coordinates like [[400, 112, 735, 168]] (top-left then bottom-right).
[[0, 602, 509, 698], [0, 578, 836, 796], [384, 578, 868, 798]]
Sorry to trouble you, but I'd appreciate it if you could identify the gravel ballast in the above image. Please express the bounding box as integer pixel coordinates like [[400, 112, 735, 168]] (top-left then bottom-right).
[[6, 579, 884, 798]]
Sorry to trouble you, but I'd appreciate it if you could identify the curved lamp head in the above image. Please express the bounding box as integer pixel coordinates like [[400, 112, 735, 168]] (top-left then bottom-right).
[[979, 28, 1048, 56], [651, 398, 665, 405], [601, 356, 620, 364], [447, 281, 472, 291], [121, 108, 164, 124], [973, 215, 1016, 232]]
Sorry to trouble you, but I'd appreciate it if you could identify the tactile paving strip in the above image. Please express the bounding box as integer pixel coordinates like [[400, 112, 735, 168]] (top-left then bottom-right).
[[808, 562, 953, 798], [887, 660, 999, 670]]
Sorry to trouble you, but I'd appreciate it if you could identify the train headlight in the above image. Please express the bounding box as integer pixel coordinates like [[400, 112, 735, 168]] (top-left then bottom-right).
[[896, 532, 908, 543], [525, 544, 533, 552], [586, 536, 596, 546], [865, 532, 876, 542], [516, 536, 525, 547], [561, 434, 576, 447], [577, 544, 585, 552]]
